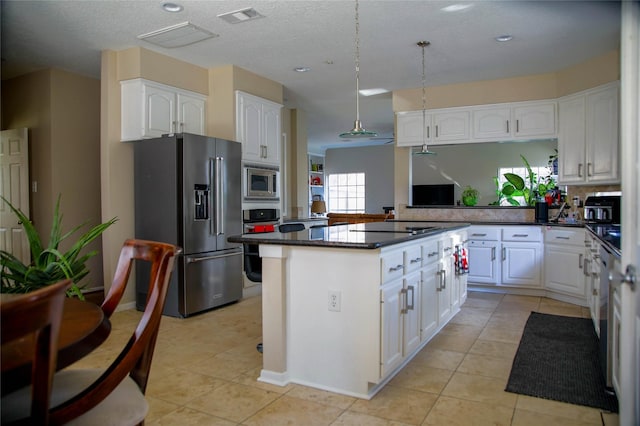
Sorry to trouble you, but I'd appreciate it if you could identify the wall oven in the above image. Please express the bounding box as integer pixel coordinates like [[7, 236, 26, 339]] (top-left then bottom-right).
[[242, 208, 280, 283], [244, 165, 279, 201]]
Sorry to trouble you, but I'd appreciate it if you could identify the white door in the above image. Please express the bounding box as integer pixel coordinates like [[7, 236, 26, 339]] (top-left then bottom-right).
[[0, 128, 30, 265], [619, 3, 639, 424]]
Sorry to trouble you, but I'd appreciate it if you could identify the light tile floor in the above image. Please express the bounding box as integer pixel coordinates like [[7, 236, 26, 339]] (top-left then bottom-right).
[[71, 292, 620, 425]]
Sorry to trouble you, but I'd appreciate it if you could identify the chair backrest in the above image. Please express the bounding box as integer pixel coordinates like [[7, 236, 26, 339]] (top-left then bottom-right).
[[1, 279, 71, 425], [50, 239, 181, 424], [279, 223, 305, 233]]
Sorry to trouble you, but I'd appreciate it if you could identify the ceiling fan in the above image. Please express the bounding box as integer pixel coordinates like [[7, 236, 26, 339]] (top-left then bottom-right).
[[368, 136, 395, 144]]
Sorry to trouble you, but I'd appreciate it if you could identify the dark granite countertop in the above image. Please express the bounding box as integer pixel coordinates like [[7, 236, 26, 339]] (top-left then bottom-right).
[[586, 223, 621, 257], [228, 221, 470, 249], [388, 219, 584, 227]]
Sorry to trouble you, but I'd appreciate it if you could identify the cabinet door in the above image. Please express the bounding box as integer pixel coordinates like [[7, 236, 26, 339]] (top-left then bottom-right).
[[558, 96, 587, 184], [403, 272, 421, 355], [467, 240, 499, 284], [437, 259, 452, 324], [585, 86, 619, 183], [144, 84, 175, 137], [380, 279, 404, 377], [396, 111, 431, 146], [236, 93, 263, 163], [420, 263, 439, 342], [432, 110, 470, 143], [472, 107, 511, 140], [544, 244, 586, 297], [262, 102, 282, 165], [513, 103, 556, 137], [177, 93, 206, 135], [501, 242, 542, 287]]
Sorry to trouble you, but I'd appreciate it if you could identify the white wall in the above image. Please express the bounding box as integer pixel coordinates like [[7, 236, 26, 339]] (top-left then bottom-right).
[[325, 144, 394, 214]]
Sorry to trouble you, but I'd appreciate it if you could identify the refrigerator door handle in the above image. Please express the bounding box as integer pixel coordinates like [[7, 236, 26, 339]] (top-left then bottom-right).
[[186, 251, 240, 263], [215, 156, 224, 235]]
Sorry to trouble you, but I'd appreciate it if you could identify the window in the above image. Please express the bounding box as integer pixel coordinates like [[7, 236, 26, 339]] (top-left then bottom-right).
[[327, 173, 365, 213], [497, 165, 552, 206]]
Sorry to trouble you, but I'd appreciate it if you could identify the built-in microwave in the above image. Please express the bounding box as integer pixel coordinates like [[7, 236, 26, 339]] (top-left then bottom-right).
[[244, 165, 280, 201]]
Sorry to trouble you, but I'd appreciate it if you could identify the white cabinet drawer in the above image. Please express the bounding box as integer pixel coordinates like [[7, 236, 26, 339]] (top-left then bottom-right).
[[544, 227, 585, 246], [404, 245, 423, 273], [381, 251, 405, 283], [501, 226, 542, 242], [421, 239, 441, 265], [467, 226, 500, 241]]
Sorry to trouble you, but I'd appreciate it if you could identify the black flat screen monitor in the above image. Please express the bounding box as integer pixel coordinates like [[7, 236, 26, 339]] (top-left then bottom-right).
[[412, 184, 455, 206]]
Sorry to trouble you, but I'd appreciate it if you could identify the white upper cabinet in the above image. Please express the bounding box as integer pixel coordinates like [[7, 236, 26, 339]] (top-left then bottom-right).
[[396, 109, 469, 146], [558, 82, 619, 185], [236, 91, 282, 166], [397, 100, 556, 146], [396, 111, 432, 146], [121, 78, 206, 141], [512, 102, 556, 137], [472, 107, 511, 140], [431, 110, 470, 144]]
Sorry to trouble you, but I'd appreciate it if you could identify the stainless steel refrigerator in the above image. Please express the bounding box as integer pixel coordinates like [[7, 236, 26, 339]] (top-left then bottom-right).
[[133, 133, 242, 317]]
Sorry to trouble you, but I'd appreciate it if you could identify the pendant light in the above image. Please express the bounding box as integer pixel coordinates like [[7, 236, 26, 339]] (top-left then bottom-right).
[[414, 40, 436, 156], [339, 0, 377, 139]]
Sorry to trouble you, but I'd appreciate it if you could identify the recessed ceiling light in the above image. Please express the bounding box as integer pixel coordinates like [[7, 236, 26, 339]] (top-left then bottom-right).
[[441, 4, 473, 12], [162, 3, 183, 13], [359, 88, 389, 97], [294, 67, 311, 73], [495, 35, 514, 42], [218, 8, 264, 24]]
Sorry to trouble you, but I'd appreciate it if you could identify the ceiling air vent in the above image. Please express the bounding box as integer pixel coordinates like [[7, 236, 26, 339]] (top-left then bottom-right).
[[217, 8, 264, 24], [138, 22, 218, 48]]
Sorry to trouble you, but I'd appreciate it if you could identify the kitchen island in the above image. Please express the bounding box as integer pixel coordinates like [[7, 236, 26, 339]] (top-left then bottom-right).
[[228, 221, 469, 399]]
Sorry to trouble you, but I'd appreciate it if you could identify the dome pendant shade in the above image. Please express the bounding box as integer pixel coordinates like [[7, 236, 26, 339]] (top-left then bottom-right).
[[339, 120, 378, 139], [414, 144, 436, 155], [339, 0, 377, 139]]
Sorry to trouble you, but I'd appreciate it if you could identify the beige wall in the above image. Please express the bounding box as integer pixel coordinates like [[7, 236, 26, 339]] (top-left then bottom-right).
[[2, 68, 104, 290], [290, 109, 308, 218], [208, 65, 284, 140], [101, 48, 284, 304], [393, 49, 620, 211]]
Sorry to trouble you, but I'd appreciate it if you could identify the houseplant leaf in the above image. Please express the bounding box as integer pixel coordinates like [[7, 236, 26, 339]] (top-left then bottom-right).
[[504, 173, 525, 191], [0, 194, 117, 297]]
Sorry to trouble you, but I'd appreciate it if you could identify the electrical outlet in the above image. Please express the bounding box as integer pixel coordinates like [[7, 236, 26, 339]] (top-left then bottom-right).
[[328, 290, 341, 312]]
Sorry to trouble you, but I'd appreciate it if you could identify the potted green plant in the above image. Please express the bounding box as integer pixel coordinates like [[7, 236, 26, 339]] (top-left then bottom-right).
[[461, 186, 479, 206], [0, 195, 117, 298], [493, 154, 557, 206]]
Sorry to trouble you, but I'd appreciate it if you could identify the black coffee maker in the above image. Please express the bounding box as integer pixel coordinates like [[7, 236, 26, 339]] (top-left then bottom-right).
[[535, 201, 548, 223]]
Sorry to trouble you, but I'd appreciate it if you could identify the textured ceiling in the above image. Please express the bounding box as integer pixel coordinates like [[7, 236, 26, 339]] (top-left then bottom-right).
[[1, 1, 621, 152]]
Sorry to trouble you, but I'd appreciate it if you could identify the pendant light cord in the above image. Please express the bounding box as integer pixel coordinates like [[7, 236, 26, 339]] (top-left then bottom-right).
[[355, 0, 361, 122], [419, 41, 429, 146]]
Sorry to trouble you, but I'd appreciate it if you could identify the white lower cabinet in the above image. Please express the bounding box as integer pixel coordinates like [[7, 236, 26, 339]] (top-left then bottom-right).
[[585, 232, 601, 335], [420, 262, 440, 342], [544, 227, 587, 302], [468, 225, 543, 289], [379, 230, 466, 380], [501, 227, 543, 287], [403, 272, 422, 355], [380, 278, 404, 376]]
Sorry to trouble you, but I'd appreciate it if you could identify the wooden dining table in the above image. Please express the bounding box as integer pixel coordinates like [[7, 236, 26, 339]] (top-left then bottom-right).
[[1, 295, 111, 394]]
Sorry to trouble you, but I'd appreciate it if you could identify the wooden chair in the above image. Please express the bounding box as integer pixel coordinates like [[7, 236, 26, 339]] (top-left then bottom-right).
[[1, 279, 72, 426], [4, 239, 181, 425]]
